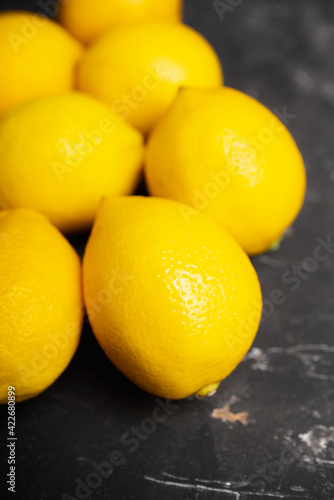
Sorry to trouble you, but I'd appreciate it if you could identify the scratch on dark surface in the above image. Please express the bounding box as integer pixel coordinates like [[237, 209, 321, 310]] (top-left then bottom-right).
[[290, 485, 305, 492], [143, 476, 241, 498], [162, 472, 248, 488], [269, 344, 334, 355], [161, 472, 189, 481], [76, 456, 92, 463], [144, 475, 312, 498], [258, 255, 288, 268], [271, 344, 334, 381], [194, 477, 249, 488], [244, 344, 334, 381], [316, 458, 334, 466]]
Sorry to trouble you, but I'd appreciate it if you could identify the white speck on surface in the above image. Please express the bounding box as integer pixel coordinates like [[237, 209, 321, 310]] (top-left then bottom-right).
[[243, 347, 281, 372], [290, 486, 305, 492], [298, 425, 334, 455], [195, 478, 249, 488], [243, 347, 271, 371], [290, 485, 305, 492]]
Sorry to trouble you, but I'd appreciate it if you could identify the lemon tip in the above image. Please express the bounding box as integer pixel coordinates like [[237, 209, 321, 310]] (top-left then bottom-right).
[[196, 382, 220, 398]]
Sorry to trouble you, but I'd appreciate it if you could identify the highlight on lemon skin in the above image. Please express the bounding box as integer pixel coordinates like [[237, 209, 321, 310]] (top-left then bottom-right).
[[59, 0, 183, 45], [0, 208, 83, 404], [77, 22, 223, 134], [0, 11, 83, 115], [0, 91, 144, 234], [145, 86, 306, 255], [83, 196, 262, 400]]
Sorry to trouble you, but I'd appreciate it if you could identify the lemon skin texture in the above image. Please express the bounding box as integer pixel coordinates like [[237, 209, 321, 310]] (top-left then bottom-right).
[[0, 208, 83, 403], [0, 11, 82, 115], [0, 91, 144, 233], [59, 0, 182, 45], [83, 196, 262, 400], [145, 87, 306, 255], [77, 23, 223, 134]]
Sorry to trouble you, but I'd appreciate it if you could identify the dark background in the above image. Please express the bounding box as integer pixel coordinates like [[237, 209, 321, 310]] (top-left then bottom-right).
[[1, 1, 334, 499]]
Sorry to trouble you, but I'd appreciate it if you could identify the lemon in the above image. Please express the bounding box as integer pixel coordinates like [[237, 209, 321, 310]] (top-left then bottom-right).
[[0, 11, 82, 115], [0, 91, 144, 233], [83, 196, 262, 400], [145, 87, 306, 255], [78, 23, 223, 134], [59, 0, 182, 45], [0, 208, 83, 403]]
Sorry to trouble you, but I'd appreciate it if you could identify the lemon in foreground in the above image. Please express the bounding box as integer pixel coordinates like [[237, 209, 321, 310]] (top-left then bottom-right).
[[59, 0, 182, 45], [0, 209, 83, 403], [0, 91, 144, 233], [78, 23, 223, 134], [83, 196, 262, 399], [145, 87, 306, 255], [0, 11, 82, 114]]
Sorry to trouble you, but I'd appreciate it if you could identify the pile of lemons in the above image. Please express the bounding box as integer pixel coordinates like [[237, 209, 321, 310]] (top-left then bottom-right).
[[0, 0, 306, 403]]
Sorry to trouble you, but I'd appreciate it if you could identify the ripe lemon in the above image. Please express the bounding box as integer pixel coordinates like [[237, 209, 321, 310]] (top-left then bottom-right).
[[78, 23, 223, 134], [83, 196, 262, 400], [59, 0, 182, 45], [0, 208, 83, 403], [0, 11, 82, 115], [0, 91, 144, 233], [145, 87, 306, 255]]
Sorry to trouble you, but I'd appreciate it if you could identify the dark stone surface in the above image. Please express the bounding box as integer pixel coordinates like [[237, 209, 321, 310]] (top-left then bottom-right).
[[0, 1, 334, 499]]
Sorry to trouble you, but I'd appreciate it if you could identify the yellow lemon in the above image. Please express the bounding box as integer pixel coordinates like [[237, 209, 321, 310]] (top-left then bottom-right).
[[145, 87, 306, 255], [59, 0, 182, 45], [83, 196, 262, 400], [77, 23, 223, 134], [0, 11, 82, 114], [0, 91, 144, 233], [0, 208, 83, 403]]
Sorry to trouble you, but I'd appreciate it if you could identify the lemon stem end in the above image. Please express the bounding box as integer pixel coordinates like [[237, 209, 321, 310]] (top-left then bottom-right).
[[267, 234, 285, 252], [196, 382, 220, 398]]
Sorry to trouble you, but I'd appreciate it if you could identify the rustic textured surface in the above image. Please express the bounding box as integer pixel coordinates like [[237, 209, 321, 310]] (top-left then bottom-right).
[[0, 0, 334, 498]]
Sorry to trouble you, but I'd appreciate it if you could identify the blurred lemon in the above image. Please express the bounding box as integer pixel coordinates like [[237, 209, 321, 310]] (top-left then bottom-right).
[[59, 0, 182, 44], [78, 22, 223, 134], [0, 11, 82, 114], [0, 208, 83, 403], [145, 87, 306, 255], [0, 91, 144, 233], [83, 196, 262, 399]]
